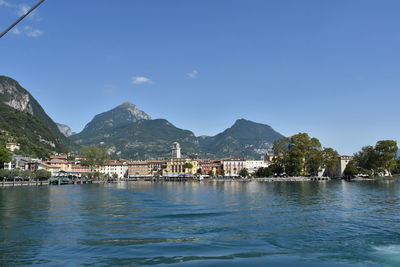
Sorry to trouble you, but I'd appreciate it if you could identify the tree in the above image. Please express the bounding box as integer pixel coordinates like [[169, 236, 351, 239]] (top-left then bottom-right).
[[343, 160, 358, 178], [353, 145, 378, 176], [255, 167, 273, 177], [273, 137, 289, 155], [375, 140, 398, 176], [81, 146, 109, 171], [239, 168, 249, 178], [21, 170, 35, 179], [182, 162, 193, 172], [322, 147, 339, 178], [0, 146, 11, 167], [35, 169, 51, 179], [208, 170, 214, 176]]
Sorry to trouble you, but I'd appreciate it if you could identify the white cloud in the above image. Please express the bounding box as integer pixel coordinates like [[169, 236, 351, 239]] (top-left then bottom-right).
[[17, 4, 40, 20], [187, 70, 199, 79], [10, 28, 21, 35], [0, 0, 13, 7], [132, 76, 153, 85], [24, 26, 43, 37]]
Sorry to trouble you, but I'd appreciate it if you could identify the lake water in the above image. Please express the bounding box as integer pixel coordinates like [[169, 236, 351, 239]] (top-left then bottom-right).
[[1, 180, 400, 266]]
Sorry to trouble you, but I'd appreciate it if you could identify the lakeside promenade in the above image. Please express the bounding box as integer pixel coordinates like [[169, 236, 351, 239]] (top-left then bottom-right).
[[0, 176, 332, 187]]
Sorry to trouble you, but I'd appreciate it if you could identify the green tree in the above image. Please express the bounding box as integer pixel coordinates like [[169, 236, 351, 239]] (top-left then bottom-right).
[[0, 146, 11, 167], [21, 170, 35, 179], [35, 169, 51, 179], [182, 162, 193, 172], [239, 168, 249, 178], [375, 140, 398, 176], [322, 147, 339, 177], [255, 167, 273, 178], [343, 160, 358, 178], [208, 170, 214, 176], [354, 145, 379, 176], [273, 137, 289, 155], [81, 146, 109, 171]]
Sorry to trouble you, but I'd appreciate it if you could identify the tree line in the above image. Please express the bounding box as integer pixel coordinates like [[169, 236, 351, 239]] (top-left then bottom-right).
[[344, 140, 399, 178], [256, 133, 339, 178], [253, 134, 399, 178]]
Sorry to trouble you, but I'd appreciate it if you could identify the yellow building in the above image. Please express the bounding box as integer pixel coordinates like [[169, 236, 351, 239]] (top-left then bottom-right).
[[163, 158, 199, 177]]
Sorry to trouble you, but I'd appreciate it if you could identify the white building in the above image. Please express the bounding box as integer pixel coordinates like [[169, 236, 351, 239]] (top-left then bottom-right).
[[171, 142, 181, 159], [336, 155, 353, 177], [223, 159, 245, 176], [100, 162, 128, 179], [245, 160, 270, 174]]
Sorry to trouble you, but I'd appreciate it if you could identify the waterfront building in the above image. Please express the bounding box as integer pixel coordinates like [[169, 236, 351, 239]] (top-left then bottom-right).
[[38, 163, 61, 176], [171, 142, 181, 158], [128, 161, 151, 177], [336, 155, 353, 177], [199, 160, 223, 176], [100, 160, 129, 179], [147, 160, 165, 176], [163, 158, 199, 177], [245, 160, 270, 174], [222, 159, 246, 176]]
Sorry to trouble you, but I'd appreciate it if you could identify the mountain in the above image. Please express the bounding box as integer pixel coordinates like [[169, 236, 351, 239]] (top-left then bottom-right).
[[0, 104, 65, 158], [70, 103, 284, 159], [70, 107, 200, 159], [56, 123, 76, 137], [0, 76, 72, 156], [199, 119, 284, 159]]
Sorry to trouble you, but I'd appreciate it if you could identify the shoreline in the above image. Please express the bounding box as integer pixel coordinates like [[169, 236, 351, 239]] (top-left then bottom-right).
[[2, 176, 400, 187]]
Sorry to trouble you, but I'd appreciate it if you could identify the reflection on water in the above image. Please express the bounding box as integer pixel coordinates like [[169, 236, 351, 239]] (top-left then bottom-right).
[[1, 180, 400, 266]]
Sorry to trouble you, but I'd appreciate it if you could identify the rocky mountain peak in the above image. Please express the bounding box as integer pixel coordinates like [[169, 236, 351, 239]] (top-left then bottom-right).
[[0, 76, 34, 114], [116, 101, 151, 121], [56, 123, 76, 137]]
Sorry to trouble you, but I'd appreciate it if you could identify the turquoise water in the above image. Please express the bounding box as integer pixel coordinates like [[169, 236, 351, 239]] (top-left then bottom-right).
[[1, 180, 400, 266]]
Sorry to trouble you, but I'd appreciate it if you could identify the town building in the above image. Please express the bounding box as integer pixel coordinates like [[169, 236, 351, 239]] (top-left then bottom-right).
[[222, 159, 246, 176], [101, 160, 129, 179], [163, 158, 199, 177], [147, 160, 165, 176], [38, 162, 61, 176], [245, 160, 270, 174], [171, 142, 181, 158], [336, 155, 353, 177], [128, 161, 151, 178], [199, 160, 223, 176]]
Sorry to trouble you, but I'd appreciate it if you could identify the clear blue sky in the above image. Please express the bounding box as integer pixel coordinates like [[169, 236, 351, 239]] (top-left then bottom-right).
[[1, 0, 399, 155]]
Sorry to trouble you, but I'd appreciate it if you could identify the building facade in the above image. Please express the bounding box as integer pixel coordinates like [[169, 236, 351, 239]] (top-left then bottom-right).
[[336, 155, 353, 177], [223, 159, 246, 176], [245, 160, 270, 174], [128, 161, 151, 177], [163, 158, 199, 177], [101, 161, 129, 179]]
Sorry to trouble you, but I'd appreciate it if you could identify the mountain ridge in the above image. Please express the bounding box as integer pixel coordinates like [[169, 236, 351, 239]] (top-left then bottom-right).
[[0, 76, 73, 157], [71, 103, 284, 159]]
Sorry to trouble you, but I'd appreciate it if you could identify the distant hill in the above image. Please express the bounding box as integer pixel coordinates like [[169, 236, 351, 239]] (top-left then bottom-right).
[[70, 103, 285, 159], [0, 76, 73, 157], [70, 103, 200, 159], [199, 119, 284, 159]]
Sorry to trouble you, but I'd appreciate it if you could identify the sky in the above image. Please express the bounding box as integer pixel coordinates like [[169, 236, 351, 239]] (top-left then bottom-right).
[[0, 0, 399, 155]]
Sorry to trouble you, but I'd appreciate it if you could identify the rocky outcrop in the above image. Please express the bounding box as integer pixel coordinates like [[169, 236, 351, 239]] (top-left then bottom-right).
[[56, 123, 76, 137]]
